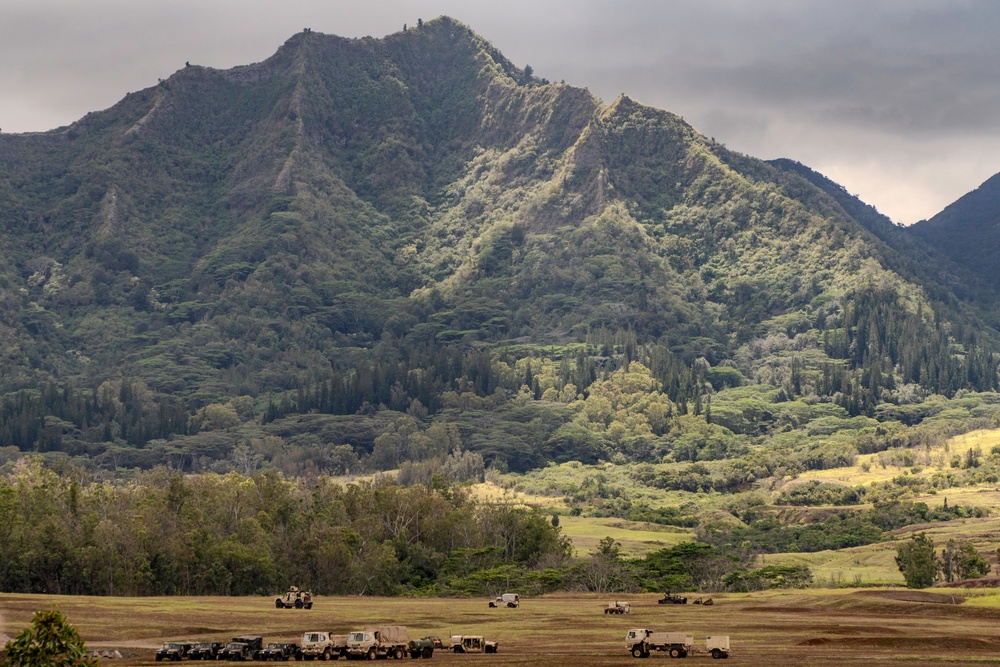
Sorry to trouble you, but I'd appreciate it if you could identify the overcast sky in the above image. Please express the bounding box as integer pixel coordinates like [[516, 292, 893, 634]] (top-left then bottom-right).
[[3, 0, 999, 224]]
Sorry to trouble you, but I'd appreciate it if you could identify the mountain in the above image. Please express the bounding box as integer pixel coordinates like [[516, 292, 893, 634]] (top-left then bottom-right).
[[908, 172, 1000, 291], [0, 17, 998, 472]]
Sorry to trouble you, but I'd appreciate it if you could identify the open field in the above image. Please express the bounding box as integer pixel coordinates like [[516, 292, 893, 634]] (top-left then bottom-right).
[[6, 590, 1000, 666]]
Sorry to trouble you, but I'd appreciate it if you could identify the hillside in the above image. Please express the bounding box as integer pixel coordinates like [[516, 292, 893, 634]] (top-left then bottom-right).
[[909, 172, 1000, 292], [0, 17, 998, 480]]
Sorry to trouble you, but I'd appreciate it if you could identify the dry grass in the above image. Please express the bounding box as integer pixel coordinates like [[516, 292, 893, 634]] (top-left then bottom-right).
[[6, 590, 1000, 665]]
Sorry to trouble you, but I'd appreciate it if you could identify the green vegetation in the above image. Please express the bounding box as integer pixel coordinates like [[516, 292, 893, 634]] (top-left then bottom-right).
[[0, 609, 97, 667], [2, 18, 1000, 595]]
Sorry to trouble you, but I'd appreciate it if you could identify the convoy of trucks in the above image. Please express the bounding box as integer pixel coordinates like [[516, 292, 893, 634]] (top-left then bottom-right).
[[151, 592, 732, 661]]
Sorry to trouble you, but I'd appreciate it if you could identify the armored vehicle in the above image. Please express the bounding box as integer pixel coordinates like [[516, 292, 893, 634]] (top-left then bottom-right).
[[274, 585, 313, 609], [658, 592, 688, 604], [450, 635, 498, 653]]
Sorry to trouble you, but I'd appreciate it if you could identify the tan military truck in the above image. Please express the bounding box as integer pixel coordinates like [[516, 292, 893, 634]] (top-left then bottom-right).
[[346, 626, 409, 660], [488, 593, 519, 608], [605, 601, 631, 614], [625, 628, 693, 658], [299, 631, 347, 660], [450, 635, 498, 653]]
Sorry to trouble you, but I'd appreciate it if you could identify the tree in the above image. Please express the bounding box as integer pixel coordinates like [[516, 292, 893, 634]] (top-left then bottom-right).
[[895, 532, 938, 589], [1, 608, 98, 667], [955, 542, 990, 580]]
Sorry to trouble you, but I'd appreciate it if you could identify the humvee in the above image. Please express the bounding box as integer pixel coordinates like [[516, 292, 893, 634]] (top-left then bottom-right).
[[450, 635, 498, 653], [155, 641, 193, 661], [488, 593, 519, 608], [188, 641, 224, 660]]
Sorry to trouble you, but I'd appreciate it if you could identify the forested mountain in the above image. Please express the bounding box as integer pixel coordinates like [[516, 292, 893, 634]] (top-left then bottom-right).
[[909, 172, 1000, 291], [1, 17, 999, 477]]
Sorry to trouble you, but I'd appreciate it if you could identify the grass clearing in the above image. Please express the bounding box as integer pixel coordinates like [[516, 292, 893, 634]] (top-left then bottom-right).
[[6, 590, 1000, 665]]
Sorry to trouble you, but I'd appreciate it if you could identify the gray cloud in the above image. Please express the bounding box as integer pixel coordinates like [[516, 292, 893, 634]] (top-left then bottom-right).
[[2, 0, 998, 223]]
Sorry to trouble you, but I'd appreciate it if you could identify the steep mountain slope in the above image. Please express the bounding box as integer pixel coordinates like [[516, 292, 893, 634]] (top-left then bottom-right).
[[909, 172, 1000, 290], [0, 16, 993, 418]]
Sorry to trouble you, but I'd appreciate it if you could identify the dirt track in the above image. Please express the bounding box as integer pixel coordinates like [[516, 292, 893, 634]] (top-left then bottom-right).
[[3, 590, 1000, 665]]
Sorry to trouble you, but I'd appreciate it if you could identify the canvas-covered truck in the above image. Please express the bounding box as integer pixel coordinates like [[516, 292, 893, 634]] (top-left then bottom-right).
[[299, 631, 347, 660], [346, 626, 409, 660], [274, 585, 313, 609], [488, 593, 520, 608], [625, 629, 693, 658], [605, 601, 631, 614], [706, 636, 730, 659]]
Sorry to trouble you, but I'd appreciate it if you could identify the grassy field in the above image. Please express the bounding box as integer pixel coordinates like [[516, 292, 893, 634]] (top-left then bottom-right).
[[5, 590, 1000, 665]]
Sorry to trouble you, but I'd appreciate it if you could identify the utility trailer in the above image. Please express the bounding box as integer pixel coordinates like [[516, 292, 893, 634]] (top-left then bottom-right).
[[706, 636, 730, 659], [625, 628, 693, 658]]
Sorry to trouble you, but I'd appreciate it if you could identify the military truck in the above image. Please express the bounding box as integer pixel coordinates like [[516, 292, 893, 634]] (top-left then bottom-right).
[[625, 629, 693, 658], [407, 638, 435, 659], [259, 642, 300, 661], [346, 626, 409, 660], [188, 642, 224, 660], [706, 636, 730, 659], [274, 585, 313, 609], [298, 631, 347, 660], [605, 601, 631, 614], [155, 641, 194, 661], [450, 636, 498, 653], [220, 636, 264, 661], [488, 593, 519, 608], [658, 592, 688, 604]]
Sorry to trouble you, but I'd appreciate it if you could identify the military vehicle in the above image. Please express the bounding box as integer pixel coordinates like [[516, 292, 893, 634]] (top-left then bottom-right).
[[658, 592, 688, 604], [450, 635, 498, 653], [219, 636, 264, 661], [346, 626, 409, 660], [625, 629, 693, 658], [706, 636, 731, 659], [155, 641, 194, 661], [258, 642, 300, 661], [274, 585, 313, 609], [188, 642, 224, 660], [488, 593, 519, 608], [408, 638, 435, 659], [605, 601, 631, 614], [299, 631, 347, 660]]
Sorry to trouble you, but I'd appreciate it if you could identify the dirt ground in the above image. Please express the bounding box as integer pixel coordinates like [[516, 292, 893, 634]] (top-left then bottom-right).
[[3, 589, 1000, 666]]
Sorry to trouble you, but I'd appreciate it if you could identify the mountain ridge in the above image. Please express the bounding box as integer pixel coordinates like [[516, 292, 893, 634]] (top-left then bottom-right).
[[0, 17, 998, 474]]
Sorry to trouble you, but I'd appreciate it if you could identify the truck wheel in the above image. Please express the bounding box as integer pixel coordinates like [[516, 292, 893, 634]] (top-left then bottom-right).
[[507, 602, 516, 608], [367, 648, 376, 661], [711, 649, 721, 659], [295, 599, 304, 609], [631, 647, 644, 659], [489, 601, 496, 607], [276, 599, 284, 608], [454, 646, 464, 654], [679, 649, 687, 658], [421, 648, 432, 660], [305, 603, 313, 609], [669, 648, 681, 658]]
